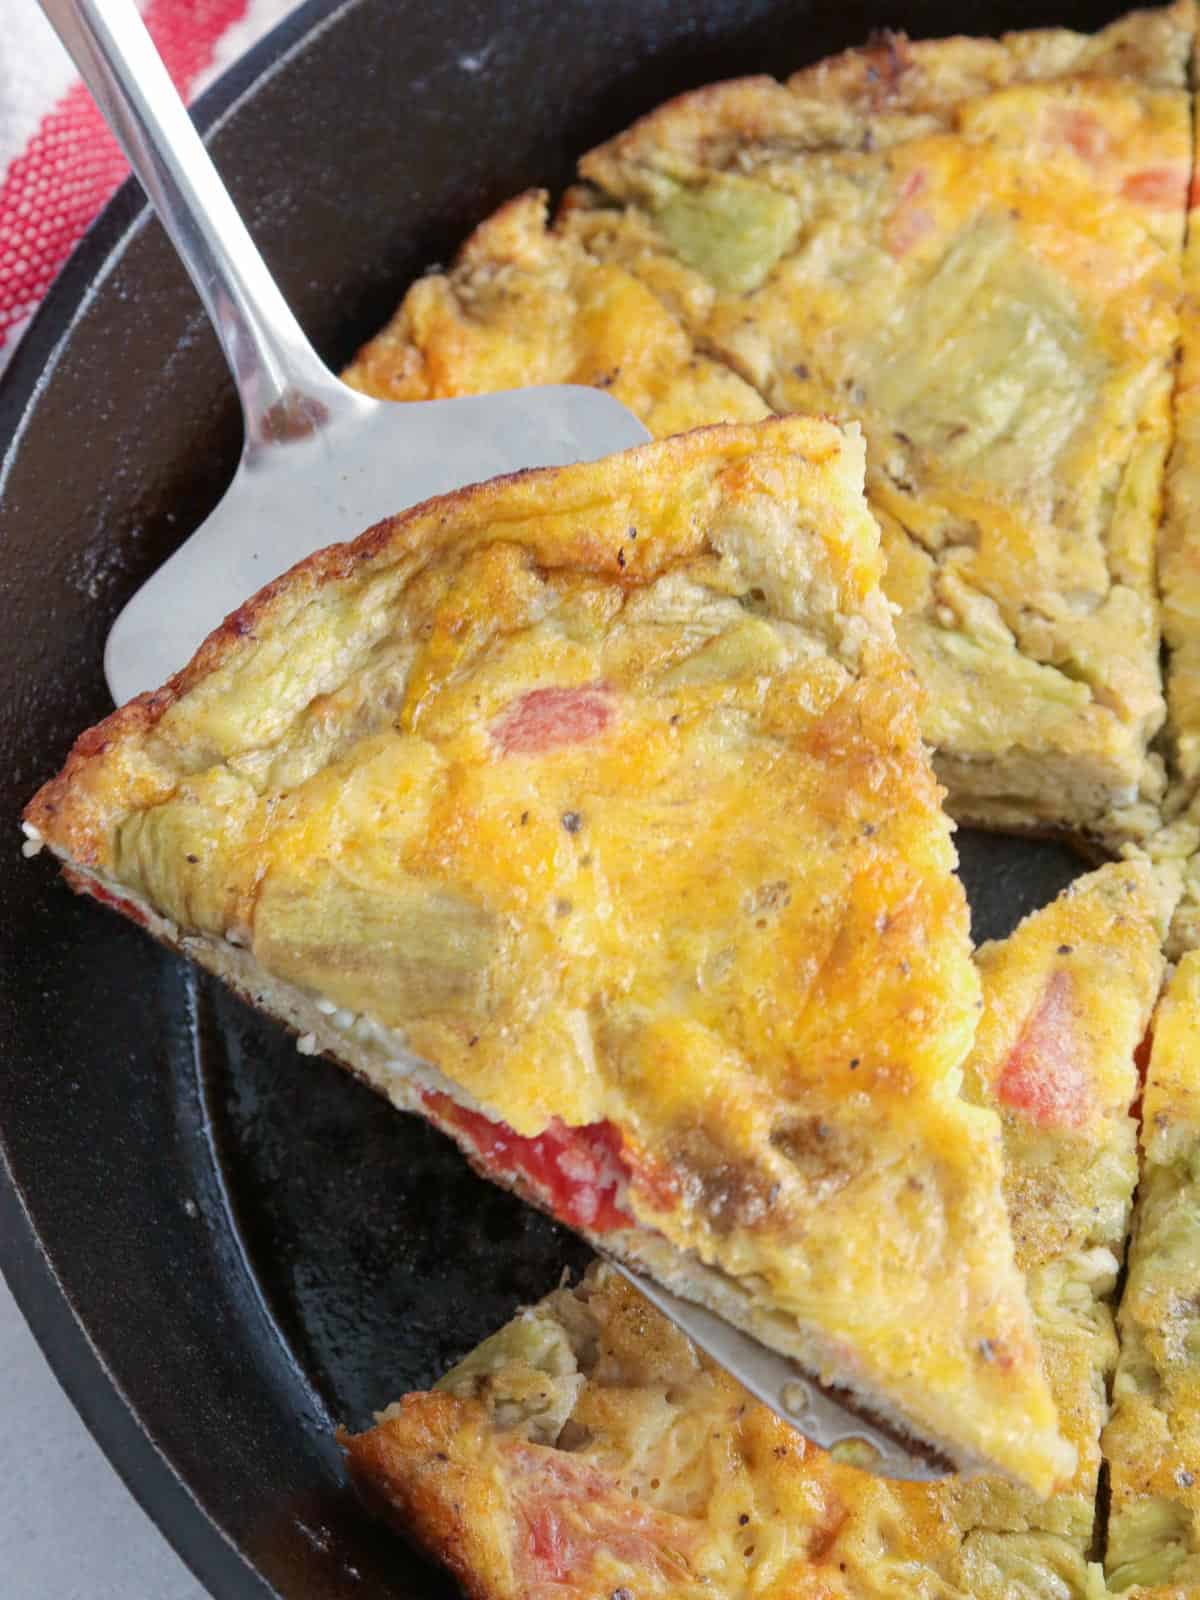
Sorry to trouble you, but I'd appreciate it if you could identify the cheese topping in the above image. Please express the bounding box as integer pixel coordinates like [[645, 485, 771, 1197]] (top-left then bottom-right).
[[26, 417, 1065, 1486]]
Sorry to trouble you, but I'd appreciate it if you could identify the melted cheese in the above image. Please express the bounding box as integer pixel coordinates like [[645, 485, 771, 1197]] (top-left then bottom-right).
[[345, 863, 1169, 1600], [27, 417, 1066, 1487]]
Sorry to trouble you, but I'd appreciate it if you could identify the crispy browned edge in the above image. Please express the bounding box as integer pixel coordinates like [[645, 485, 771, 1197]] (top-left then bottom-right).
[[24, 414, 847, 867], [339, 1396, 508, 1600], [24, 496, 487, 866], [573, 0, 1190, 181], [24, 513, 417, 866]]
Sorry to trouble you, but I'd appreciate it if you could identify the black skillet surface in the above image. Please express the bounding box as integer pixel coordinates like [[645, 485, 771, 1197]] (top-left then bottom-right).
[[0, 0, 1114, 1593]]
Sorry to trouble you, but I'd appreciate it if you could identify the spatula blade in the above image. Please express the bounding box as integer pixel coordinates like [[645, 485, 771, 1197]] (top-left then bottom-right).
[[105, 386, 651, 705]]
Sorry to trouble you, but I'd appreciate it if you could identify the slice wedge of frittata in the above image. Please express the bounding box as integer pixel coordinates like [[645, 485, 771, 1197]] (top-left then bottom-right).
[[343, 862, 1171, 1600]]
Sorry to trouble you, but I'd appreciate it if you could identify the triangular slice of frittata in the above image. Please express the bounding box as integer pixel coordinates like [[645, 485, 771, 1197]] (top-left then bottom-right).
[[24, 417, 1064, 1486], [343, 862, 1168, 1599], [566, 1, 1193, 849], [1101, 951, 1200, 1594]]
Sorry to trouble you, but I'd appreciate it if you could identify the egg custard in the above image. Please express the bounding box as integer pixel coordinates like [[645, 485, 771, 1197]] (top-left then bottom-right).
[[343, 862, 1169, 1600], [348, 2, 1195, 852], [23, 417, 1066, 1486], [1101, 951, 1200, 1596]]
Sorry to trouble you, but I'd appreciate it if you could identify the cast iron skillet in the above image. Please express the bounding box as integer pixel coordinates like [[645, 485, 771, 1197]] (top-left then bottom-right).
[[0, 0, 1128, 1592]]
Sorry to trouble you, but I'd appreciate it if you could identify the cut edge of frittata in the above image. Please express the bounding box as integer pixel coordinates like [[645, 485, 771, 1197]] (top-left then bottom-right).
[[1101, 950, 1200, 1595]]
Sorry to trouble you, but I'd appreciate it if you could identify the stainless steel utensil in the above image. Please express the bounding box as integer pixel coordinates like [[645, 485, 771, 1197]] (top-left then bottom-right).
[[606, 1261, 947, 1481], [41, 0, 650, 705]]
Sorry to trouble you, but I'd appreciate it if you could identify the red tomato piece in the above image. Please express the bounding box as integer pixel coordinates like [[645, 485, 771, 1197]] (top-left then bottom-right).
[[492, 685, 613, 755], [1048, 107, 1109, 164], [506, 1442, 700, 1595], [1121, 166, 1188, 210], [1129, 1027, 1153, 1123], [76, 875, 152, 931], [421, 1091, 634, 1231], [996, 970, 1090, 1129]]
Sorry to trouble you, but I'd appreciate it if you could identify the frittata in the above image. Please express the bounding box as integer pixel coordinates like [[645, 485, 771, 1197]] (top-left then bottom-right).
[[22, 418, 1065, 1486], [348, 2, 1195, 850], [343, 861, 1170, 1600], [1101, 951, 1200, 1596]]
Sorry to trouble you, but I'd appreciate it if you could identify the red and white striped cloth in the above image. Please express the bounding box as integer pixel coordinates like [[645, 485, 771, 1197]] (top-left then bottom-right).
[[0, 0, 298, 375]]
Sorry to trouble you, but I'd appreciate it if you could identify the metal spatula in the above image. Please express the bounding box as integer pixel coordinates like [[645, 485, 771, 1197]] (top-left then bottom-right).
[[40, 0, 946, 1481], [41, 0, 650, 706]]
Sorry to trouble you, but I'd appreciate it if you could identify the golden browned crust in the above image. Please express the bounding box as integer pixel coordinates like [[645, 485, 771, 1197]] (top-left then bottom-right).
[[340, 1396, 518, 1600], [26, 508, 416, 863], [787, 2, 1194, 108], [325, 3, 1200, 857]]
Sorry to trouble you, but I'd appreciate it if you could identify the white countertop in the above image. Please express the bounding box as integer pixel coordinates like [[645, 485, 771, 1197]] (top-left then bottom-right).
[[0, 1270, 208, 1600]]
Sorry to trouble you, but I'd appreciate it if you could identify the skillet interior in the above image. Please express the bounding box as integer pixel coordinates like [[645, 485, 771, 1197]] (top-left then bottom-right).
[[0, 0, 1133, 1593]]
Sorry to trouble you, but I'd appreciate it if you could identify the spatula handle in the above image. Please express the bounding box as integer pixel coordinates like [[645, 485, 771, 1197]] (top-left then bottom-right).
[[38, 0, 365, 452]]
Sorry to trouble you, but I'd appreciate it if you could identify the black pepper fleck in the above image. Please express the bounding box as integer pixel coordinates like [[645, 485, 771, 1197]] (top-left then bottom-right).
[[738, 1513, 750, 1526], [1058, 944, 1074, 955], [468, 1036, 479, 1048], [185, 854, 198, 864], [562, 811, 584, 833], [617, 548, 626, 568], [520, 811, 530, 825], [849, 1058, 860, 1070]]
